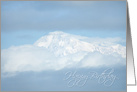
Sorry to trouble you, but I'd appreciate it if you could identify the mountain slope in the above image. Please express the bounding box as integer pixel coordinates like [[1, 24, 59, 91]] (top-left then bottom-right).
[[34, 31, 126, 58]]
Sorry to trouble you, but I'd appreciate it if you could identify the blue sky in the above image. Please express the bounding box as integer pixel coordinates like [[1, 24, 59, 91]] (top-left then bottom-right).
[[1, 1, 126, 49], [1, 1, 126, 91]]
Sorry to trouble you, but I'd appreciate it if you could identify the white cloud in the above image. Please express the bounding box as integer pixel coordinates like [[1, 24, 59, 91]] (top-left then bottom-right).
[[1, 31, 126, 77]]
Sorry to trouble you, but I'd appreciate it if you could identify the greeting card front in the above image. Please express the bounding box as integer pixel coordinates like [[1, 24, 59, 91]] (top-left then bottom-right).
[[1, 0, 127, 91]]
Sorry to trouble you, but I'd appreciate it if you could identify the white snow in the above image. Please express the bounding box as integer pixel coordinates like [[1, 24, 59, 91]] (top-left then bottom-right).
[[34, 31, 126, 58]]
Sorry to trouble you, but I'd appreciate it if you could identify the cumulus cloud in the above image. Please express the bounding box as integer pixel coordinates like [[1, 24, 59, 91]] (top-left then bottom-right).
[[1, 31, 126, 77]]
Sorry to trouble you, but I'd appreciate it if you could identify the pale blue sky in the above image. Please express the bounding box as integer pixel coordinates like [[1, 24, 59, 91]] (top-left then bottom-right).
[[1, 1, 126, 49]]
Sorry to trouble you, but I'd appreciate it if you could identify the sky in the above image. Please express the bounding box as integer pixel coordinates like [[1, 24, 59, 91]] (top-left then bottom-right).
[[1, 1, 126, 49], [1, 1, 126, 91]]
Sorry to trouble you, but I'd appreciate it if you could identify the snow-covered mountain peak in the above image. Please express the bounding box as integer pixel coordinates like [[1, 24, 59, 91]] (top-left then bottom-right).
[[34, 31, 80, 47], [34, 31, 95, 56], [34, 31, 126, 58]]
